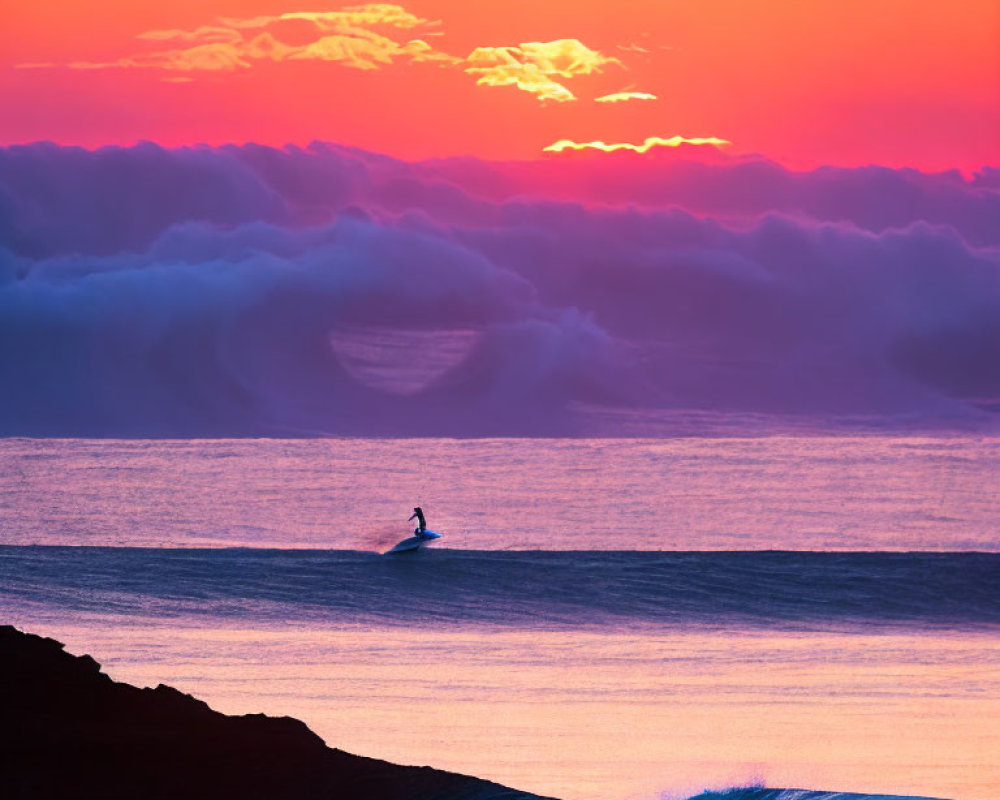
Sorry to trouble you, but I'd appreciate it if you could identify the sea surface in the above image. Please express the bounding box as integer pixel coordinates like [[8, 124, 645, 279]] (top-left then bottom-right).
[[2, 437, 997, 551], [0, 437, 998, 800]]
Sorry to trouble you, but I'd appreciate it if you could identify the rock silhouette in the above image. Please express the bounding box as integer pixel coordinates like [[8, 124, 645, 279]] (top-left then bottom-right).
[[0, 625, 552, 800]]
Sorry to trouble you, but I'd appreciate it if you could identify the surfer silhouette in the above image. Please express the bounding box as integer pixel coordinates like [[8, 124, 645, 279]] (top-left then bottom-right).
[[408, 506, 427, 536]]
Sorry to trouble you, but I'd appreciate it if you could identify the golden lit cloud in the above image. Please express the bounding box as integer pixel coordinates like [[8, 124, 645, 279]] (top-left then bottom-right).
[[285, 6, 428, 29], [151, 43, 260, 72], [516, 39, 621, 78], [404, 39, 463, 66], [137, 26, 244, 45], [464, 39, 620, 102], [287, 31, 458, 70], [288, 31, 407, 70], [464, 56, 575, 102], [48, 4, 452, 75], [594, 91, 657, 103], [221, 5, 431, 32], [243, 33, 299, 63], [543, 135, 732, 154], [58, 44, 254, 73], [22, 4, 627, 103]]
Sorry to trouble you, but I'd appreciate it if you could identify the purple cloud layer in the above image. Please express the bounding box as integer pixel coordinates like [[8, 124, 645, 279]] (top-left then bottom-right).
[[1, 142, 997, 436]]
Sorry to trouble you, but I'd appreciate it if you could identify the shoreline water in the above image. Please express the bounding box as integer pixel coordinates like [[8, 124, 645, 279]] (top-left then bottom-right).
[[4, 624, 956, 800], [5, 618, 990, 800], [3, 544, 997, 800]]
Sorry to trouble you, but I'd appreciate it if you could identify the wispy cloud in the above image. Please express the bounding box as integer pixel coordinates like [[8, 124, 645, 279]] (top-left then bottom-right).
[[594, 91, 657, 103], [543, 136, 731, 154]]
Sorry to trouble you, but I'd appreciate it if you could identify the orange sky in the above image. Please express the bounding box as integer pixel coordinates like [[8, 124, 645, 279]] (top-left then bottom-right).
[[2, 0, 998, 170]]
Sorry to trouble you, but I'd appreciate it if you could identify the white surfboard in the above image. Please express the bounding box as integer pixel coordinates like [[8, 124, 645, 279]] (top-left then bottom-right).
[[386, 530, 441, 554]]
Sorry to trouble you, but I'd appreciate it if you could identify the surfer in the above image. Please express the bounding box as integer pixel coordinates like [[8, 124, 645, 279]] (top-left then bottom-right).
[[386, 507, 440, 553], [408, 506, 427, 536]]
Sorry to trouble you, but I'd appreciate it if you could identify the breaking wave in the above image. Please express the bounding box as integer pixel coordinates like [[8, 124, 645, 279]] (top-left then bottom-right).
[[688, 789, 949, 800]]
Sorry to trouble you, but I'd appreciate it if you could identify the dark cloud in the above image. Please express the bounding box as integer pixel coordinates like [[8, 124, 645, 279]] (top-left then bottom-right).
[[0, 142, 997, 435]]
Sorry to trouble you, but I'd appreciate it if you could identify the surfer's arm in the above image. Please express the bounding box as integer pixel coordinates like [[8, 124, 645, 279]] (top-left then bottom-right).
[[408, 512, 417, 521]]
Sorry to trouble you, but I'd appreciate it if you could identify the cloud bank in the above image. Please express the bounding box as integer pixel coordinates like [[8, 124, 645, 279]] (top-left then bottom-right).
[[1, 142, 998, 436]]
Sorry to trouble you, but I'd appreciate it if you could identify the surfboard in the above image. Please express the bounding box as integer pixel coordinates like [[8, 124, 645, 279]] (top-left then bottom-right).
[[386, 530, 441, 554]]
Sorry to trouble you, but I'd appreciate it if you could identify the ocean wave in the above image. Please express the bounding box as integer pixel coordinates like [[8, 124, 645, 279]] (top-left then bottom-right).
[[689, 789, 948, 800], [1, 547, 996, 631]]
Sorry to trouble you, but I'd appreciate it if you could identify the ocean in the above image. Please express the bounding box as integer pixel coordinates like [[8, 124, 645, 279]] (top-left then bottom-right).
[[1, 437, 998, 800]]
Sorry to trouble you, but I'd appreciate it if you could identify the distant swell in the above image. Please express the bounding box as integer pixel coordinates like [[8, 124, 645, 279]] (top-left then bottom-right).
[[1, 547, 997, 631]]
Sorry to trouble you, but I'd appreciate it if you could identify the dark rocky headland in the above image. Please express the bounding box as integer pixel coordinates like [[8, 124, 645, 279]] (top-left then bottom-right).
[[0, 625, 552, 800], [0, 625, 947, 800]]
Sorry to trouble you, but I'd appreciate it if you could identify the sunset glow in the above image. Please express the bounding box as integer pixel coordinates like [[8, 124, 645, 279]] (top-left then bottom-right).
[[2, 0, 997, 169]]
